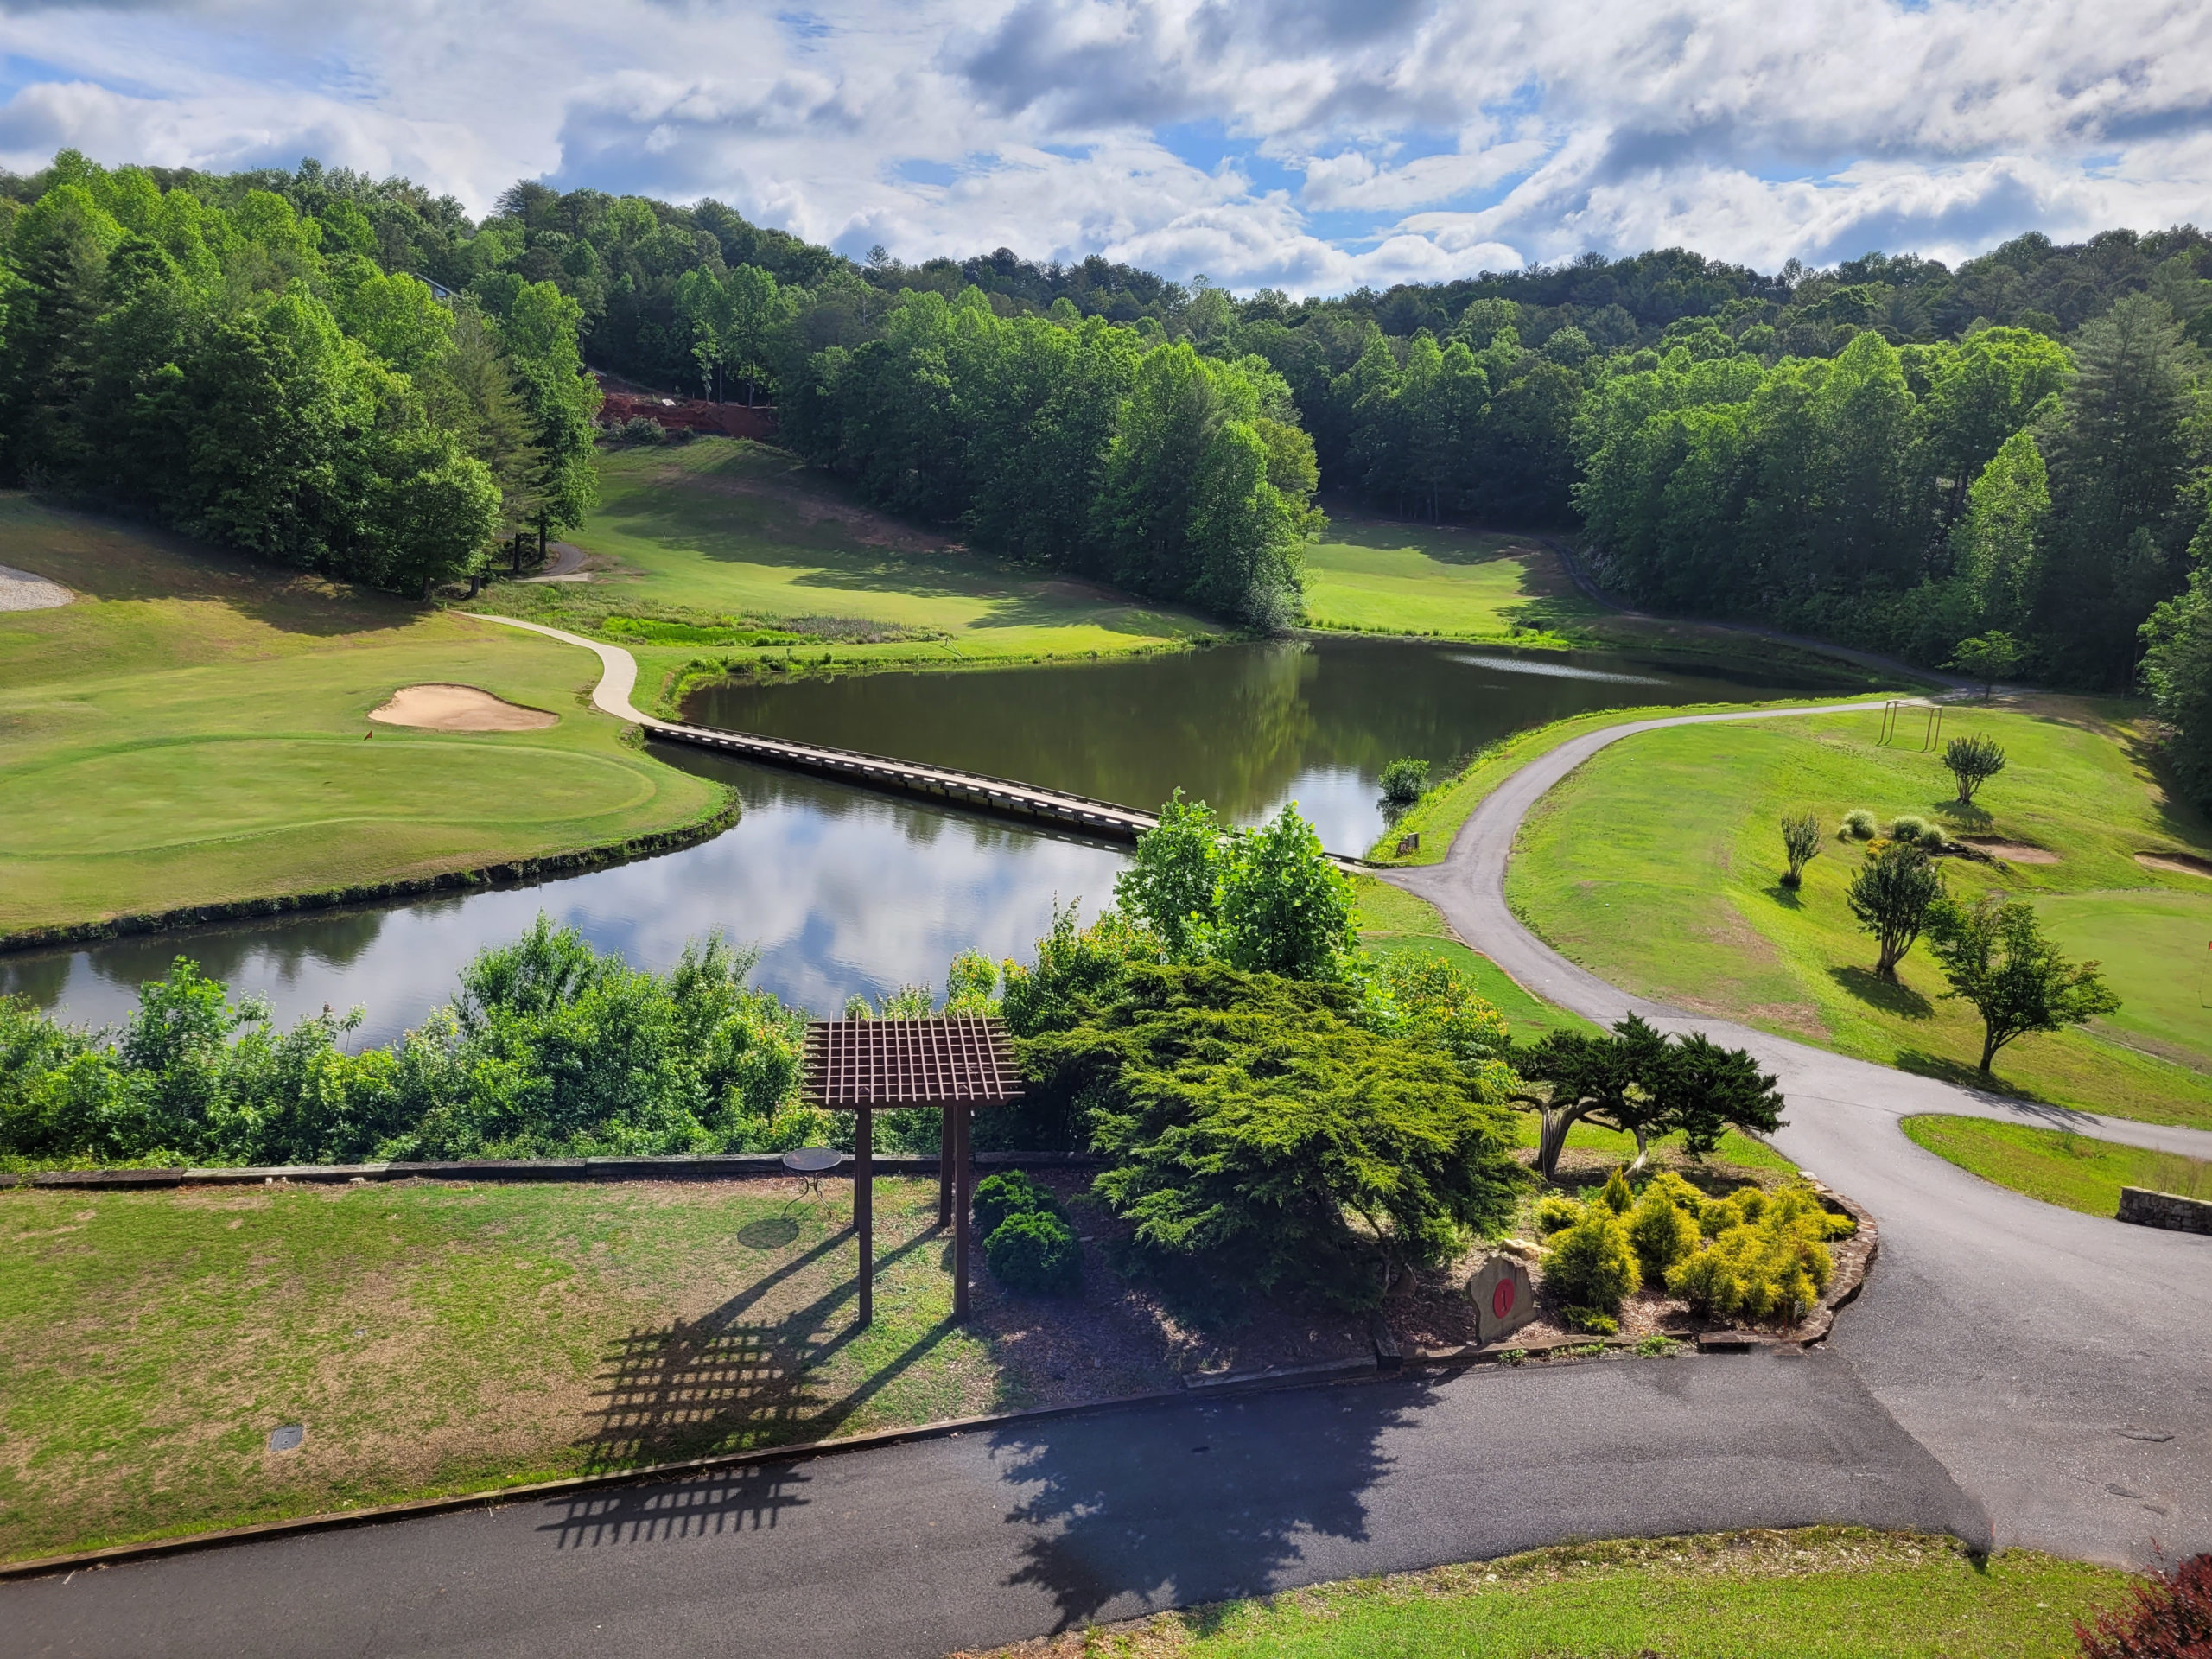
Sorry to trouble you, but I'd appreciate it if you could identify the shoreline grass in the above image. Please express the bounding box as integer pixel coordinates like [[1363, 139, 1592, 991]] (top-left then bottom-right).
[[1902, 1115, 2212, 1217], [958, 1528, 2135, 1659], [1506, 699, 2212, 1127]]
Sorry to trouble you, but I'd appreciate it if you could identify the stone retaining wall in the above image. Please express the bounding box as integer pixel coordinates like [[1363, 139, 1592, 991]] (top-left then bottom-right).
[[2119, 1185, 2212, 1236]]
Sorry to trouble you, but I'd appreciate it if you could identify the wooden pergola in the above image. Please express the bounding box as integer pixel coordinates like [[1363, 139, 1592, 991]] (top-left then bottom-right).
[[798, 1014, 1024, 1325]]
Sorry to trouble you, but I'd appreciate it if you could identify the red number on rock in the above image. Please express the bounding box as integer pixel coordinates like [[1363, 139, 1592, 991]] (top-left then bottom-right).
[[1492, 1280, 1515, 1319]]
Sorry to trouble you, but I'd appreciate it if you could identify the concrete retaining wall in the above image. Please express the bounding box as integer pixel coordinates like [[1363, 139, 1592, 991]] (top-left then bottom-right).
[[2118, 1185, 2212, 1236]]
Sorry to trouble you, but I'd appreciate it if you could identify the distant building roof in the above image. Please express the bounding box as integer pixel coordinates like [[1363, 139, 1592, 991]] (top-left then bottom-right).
[[404, 271, 454, 302]]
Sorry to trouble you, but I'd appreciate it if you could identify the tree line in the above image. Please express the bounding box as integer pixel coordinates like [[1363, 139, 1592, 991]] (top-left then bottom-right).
[[0, 153, 599, 594]]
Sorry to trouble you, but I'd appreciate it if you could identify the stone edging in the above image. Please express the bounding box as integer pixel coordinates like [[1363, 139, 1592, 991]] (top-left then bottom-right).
[[0, 790, 741, 955]]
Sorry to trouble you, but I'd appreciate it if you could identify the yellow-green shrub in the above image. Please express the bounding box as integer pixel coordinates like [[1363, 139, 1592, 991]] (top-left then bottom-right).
[[1535, 1194, 1584, 1236], [1626, 1187, 1701, 1287], [1672, 1183, 1838, 1325], [1543, 1207, 1640, 1312], [1599, 1167, 1635, 1215]]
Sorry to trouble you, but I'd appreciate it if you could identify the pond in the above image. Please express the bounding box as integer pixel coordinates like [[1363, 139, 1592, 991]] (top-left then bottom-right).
[[5, 637, 1840, 1044]]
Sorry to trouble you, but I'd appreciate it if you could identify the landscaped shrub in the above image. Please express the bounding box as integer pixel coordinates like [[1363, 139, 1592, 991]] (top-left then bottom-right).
[[1379, 757, 1431, 808], [1599, 1166, 1635, 1215], [1626, 1186, 1701, 1287], [1670, 1183, 1839, 1325], [984, 1207, 1083, 1296], [1779, 809, 1822, 887], [972, 1170, 1065, 1240], [1841, 810, 1878, 839], [1535, 1194, 1584, 1236], [2075, 1551, 2212, 1659], [1890, 815, 1930, 845], [1560, 1306, 1618, 1337], [1542, 1207, 1640, 1313], [613, 415, 666, 445]]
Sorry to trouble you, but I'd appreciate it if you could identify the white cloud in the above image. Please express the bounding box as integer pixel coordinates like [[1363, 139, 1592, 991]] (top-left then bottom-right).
[[1, 0, 2209, 293]]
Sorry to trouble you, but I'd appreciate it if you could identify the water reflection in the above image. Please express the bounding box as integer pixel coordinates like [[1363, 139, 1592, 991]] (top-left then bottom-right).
[[7, 638, 1839, 1042]]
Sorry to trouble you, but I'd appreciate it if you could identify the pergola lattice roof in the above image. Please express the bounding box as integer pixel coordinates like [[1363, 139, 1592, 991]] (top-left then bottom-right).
[[800, 1015, 1024, 1108]]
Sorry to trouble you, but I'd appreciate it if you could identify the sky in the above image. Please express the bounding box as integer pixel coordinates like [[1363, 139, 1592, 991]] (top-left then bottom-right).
[[1, 0, 2209, 296]]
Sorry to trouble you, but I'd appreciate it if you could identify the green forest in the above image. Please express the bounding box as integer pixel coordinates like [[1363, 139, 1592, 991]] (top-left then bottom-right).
[[3, 149, 2211, 795]]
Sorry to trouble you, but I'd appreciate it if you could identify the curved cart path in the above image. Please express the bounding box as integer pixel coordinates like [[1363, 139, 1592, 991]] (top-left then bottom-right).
[[1385, 702, 2212, 1567]]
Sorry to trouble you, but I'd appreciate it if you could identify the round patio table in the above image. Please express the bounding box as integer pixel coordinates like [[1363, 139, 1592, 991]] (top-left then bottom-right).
[[782, 1145, 844, 1206]]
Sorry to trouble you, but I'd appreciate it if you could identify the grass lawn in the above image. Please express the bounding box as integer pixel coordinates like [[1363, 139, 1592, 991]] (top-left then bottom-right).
[[0, 495, 726, 942], [1508, 699, 2212, 1127], [1902, 1115, 2212, 1218], [1353, 879, 1791, 1174], [468, 440, 1219, 713], [1298, 518, 1601, 649], [962, 1528, 2135, 1659], [0, 1174, 1194, 1563]]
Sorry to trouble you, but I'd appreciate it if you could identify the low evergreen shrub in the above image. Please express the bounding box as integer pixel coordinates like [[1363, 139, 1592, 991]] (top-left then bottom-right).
[[1560, 1306, 1618, 1336], [1535, 1194, 1584, 1236], [972, 1170, 1064, 1240], [1542, 1207, 1640, 1312], [1626, 1186, 1701, 1287], [1599, 1166, 1635, 1215], [1379, 757, 1431, 807], [984, 1208, 1083, 1296], [1670, 1183, 1838, 1325]]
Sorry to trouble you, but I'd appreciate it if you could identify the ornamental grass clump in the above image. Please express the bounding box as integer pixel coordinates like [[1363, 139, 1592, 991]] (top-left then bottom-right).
[[1841, 810, 1878, 840], [1890, 815, 1930, 845], [1670, 1182, 1842, 1326]]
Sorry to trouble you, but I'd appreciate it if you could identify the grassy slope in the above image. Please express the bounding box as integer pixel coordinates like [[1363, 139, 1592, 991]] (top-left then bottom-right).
[[470, 440, 1219, 712], [0, 495, 723, 938], [1508, 700, 2212, 1126], [0, 1177, 1068, 1561], [1298, 518, 1602, 648], [963, 1529, 2133, 1659], [1354, 878, 1794, 1173], [1902, 1115, 2212, 1218]]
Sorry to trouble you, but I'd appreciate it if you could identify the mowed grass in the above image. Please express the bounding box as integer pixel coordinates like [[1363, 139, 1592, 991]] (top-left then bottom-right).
[[0, 495, 724, 938], [1353, 878, 1793, 1173], [1902, 1115, 2212, 1218], [1298, 517, 1601, 648], [1508, 699, 2212, 1126], [963, 1529, 2134, 1659], [0, 1176, 1150, 1562], [475, 440, 1218, 709]]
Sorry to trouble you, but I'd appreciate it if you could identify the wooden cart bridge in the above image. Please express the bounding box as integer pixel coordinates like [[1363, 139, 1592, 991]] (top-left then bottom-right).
[[481, 616, 1375, 868]]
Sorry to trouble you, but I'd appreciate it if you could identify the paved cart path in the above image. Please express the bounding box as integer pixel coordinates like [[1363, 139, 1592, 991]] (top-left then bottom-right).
[[1385, 702, 2212, 1568]]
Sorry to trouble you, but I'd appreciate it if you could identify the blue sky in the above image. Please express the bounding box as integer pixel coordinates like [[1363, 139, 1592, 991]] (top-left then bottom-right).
[[1, 0, 2208, 294]]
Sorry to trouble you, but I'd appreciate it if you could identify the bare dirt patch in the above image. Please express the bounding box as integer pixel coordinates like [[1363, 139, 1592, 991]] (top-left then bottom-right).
[[1961, 836, 2060, 864], [369, 683, 559, 733], [0, 562, 72, 611], [2138, 850, 2212, 879]]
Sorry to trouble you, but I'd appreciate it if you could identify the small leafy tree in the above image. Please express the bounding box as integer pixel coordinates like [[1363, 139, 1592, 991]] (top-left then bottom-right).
[[1926, 895, 2122, 1072], [1115, 790, 1224, 961], [1779, 809, 1822, 887], [1379, 756, 1430, 807], [1216, 804, 1357, 981], [1846, 841, 1945, 979], [1948, 632, 2023, 700], [1510, 1015, 1784, 1182], [1943, 733, 2008, 804]]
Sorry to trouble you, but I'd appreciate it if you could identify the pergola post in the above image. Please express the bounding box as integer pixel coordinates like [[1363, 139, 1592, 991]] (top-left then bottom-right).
[[952, 1104, 973, 1320], [937, 1116, 953, 1230], [855, 1106, 874, 1328]]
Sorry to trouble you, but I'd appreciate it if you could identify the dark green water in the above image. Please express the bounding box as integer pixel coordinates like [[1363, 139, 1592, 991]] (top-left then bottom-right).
[[8, 638, 1840, 1042]]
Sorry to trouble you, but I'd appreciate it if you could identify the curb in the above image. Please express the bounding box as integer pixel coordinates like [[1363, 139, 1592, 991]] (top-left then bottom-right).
[[0, 1356, 1386, 1583]]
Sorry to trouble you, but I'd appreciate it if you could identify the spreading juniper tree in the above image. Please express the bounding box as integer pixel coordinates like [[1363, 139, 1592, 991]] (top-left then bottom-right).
[[1927, 895, 2122, 1072], [1847, 841, 1947, 979], [1779, 810, 1823, 887], [1943, 734, 2009, 804], [1510, 1014, 1785, 1182]]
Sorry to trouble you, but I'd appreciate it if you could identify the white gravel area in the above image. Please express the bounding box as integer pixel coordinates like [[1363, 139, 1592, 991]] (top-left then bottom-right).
[[0, 562, 72, 611]]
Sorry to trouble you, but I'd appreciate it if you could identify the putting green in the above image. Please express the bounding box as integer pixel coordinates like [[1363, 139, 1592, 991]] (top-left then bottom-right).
[[2034, 888, 2212, 1070], [0, 493, 727, 937]]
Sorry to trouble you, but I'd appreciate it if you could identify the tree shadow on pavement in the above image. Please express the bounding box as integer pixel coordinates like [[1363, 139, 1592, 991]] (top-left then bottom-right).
[[986, 1376, 1438, 1632]]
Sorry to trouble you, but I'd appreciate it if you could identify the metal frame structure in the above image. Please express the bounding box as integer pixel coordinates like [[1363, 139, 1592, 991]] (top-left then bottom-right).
[[798, 1016, 1023, 1325]]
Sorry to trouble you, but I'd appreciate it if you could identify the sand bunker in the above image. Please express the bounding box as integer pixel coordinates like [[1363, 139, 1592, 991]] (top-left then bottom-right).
[[1959, 837, 2060, 865], [0, 563, 72, 612], [2138, 850, 2212, 880], [369, 684, 558, 733]]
